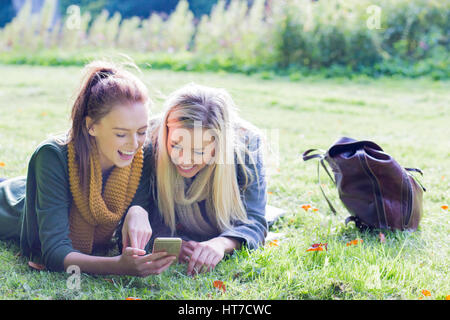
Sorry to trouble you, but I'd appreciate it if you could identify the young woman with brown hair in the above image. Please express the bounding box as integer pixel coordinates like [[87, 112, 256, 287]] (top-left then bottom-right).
[[0, 61, 176, 276]]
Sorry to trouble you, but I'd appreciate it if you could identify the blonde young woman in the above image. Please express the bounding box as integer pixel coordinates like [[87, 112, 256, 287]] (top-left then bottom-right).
[[0, 61, 176, 276], [141, 83, 268, 276]]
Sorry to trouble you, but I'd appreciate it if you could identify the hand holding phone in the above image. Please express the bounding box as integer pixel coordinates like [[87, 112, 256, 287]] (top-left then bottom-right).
[[152, 237, 182, 259]]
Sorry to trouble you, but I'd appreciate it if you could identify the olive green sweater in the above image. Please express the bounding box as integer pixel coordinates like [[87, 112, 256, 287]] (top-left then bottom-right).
[[0, 138, 151, 271]]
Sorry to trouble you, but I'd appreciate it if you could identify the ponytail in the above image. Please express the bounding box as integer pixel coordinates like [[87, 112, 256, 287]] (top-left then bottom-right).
[[66, 60, 149, 192]]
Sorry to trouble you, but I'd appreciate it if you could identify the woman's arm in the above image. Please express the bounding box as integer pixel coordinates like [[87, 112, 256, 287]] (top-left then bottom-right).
[[30, 143, 175, 275], [209, 236, 241, 254], [218, 134, 268, 249], [63, 248, 176, 277], [28, 144, 78, 271], [180, 237, 240, 276]]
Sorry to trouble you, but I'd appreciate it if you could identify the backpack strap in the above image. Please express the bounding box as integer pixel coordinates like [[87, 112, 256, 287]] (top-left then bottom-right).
[[302, 149, 337, 214], [405, 167, 423, 175], [405, 167, 427, 192], [302, 149, 325, 161]]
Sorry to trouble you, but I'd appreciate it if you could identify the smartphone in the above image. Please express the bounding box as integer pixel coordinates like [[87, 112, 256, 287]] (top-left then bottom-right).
[[152, 237, 182, 259]]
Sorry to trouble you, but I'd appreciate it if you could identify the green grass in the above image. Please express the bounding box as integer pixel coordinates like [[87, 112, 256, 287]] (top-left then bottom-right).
[[0, 64, 449, 300]]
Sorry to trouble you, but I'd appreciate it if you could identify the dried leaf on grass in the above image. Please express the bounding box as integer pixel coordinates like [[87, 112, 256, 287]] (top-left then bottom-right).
[[306, 243, 328, 252], [213, 280, 226, 293], [346, 239, 363, 247]]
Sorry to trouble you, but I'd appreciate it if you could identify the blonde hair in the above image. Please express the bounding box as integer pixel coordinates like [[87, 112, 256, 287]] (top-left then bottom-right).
[[149, 83, 262, 235]]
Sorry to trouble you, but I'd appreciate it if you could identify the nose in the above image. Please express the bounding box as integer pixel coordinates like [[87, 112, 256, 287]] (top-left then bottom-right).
[[180, 150, 193, 165], [172, 148, 193, 166], [128, 133, 139, 150]]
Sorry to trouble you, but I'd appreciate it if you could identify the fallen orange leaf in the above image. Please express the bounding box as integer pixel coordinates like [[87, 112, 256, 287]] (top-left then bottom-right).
[[346, 239, 363, 247], [301, 204, 312, 211], [28, 261, 46, 271], [267, 239, 279, 247], [441, 205, 448, 210], [306, 246, 323, 252], [213, 280, 226, 293], [306, 243, 327, 252], [421, 289, 431, 297]]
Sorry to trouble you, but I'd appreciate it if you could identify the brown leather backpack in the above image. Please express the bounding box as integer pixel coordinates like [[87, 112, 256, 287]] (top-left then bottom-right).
[[303, 137, 425, 231]]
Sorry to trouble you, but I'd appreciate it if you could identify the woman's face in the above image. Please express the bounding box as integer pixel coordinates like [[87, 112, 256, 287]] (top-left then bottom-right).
[[166, 119, 216, 179], [87, 102, 148, 172]]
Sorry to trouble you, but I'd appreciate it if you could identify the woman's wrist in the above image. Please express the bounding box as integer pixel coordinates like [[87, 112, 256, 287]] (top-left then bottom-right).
[[63, 252, 123, 275], [128, 205, 148, 216], [208, 236, 240, 254]]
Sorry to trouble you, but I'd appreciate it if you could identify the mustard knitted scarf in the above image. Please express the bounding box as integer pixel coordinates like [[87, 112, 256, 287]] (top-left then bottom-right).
[[67, 141, 143, 254]]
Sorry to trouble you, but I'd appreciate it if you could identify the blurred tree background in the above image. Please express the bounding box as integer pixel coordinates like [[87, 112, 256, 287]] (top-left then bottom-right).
[[0, 0, 17, 27], [0, 0, 222, 26], [0, 0, 448, 79]]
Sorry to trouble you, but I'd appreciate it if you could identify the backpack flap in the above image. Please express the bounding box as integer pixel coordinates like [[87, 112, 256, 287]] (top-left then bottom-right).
[[327, 137, 384, 158]]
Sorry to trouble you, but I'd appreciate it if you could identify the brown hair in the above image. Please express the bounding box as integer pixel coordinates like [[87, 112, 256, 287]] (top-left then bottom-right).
[[66, 60, 149, 191]]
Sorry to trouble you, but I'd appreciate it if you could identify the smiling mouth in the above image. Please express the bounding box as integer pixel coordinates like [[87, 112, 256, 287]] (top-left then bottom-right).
[[177, 165, 196, 173], [119, 150, 135, 156], [118, 150, 135, 160]]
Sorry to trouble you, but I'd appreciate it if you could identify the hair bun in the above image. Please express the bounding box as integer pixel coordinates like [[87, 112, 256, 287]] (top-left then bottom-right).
[[88, 68, 115, 90], [96, 68, 115, 80]]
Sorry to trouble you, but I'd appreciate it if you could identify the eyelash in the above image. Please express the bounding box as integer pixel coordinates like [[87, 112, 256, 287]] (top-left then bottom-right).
[[171, 144, 204, 155], [116, 132, 146, 138]]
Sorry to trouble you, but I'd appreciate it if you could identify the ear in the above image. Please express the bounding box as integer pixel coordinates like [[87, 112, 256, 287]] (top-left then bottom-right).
[[86, 116, 96, 136]]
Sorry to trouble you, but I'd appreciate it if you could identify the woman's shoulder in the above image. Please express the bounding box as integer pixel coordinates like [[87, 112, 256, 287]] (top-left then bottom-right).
[[29, 134, 69, 168], [234, 124, 265, 189], [34, 134, 68, 153], [235, 124, 264, 166], [22, 135, 70, 195], [235, 121, 263, 150]]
